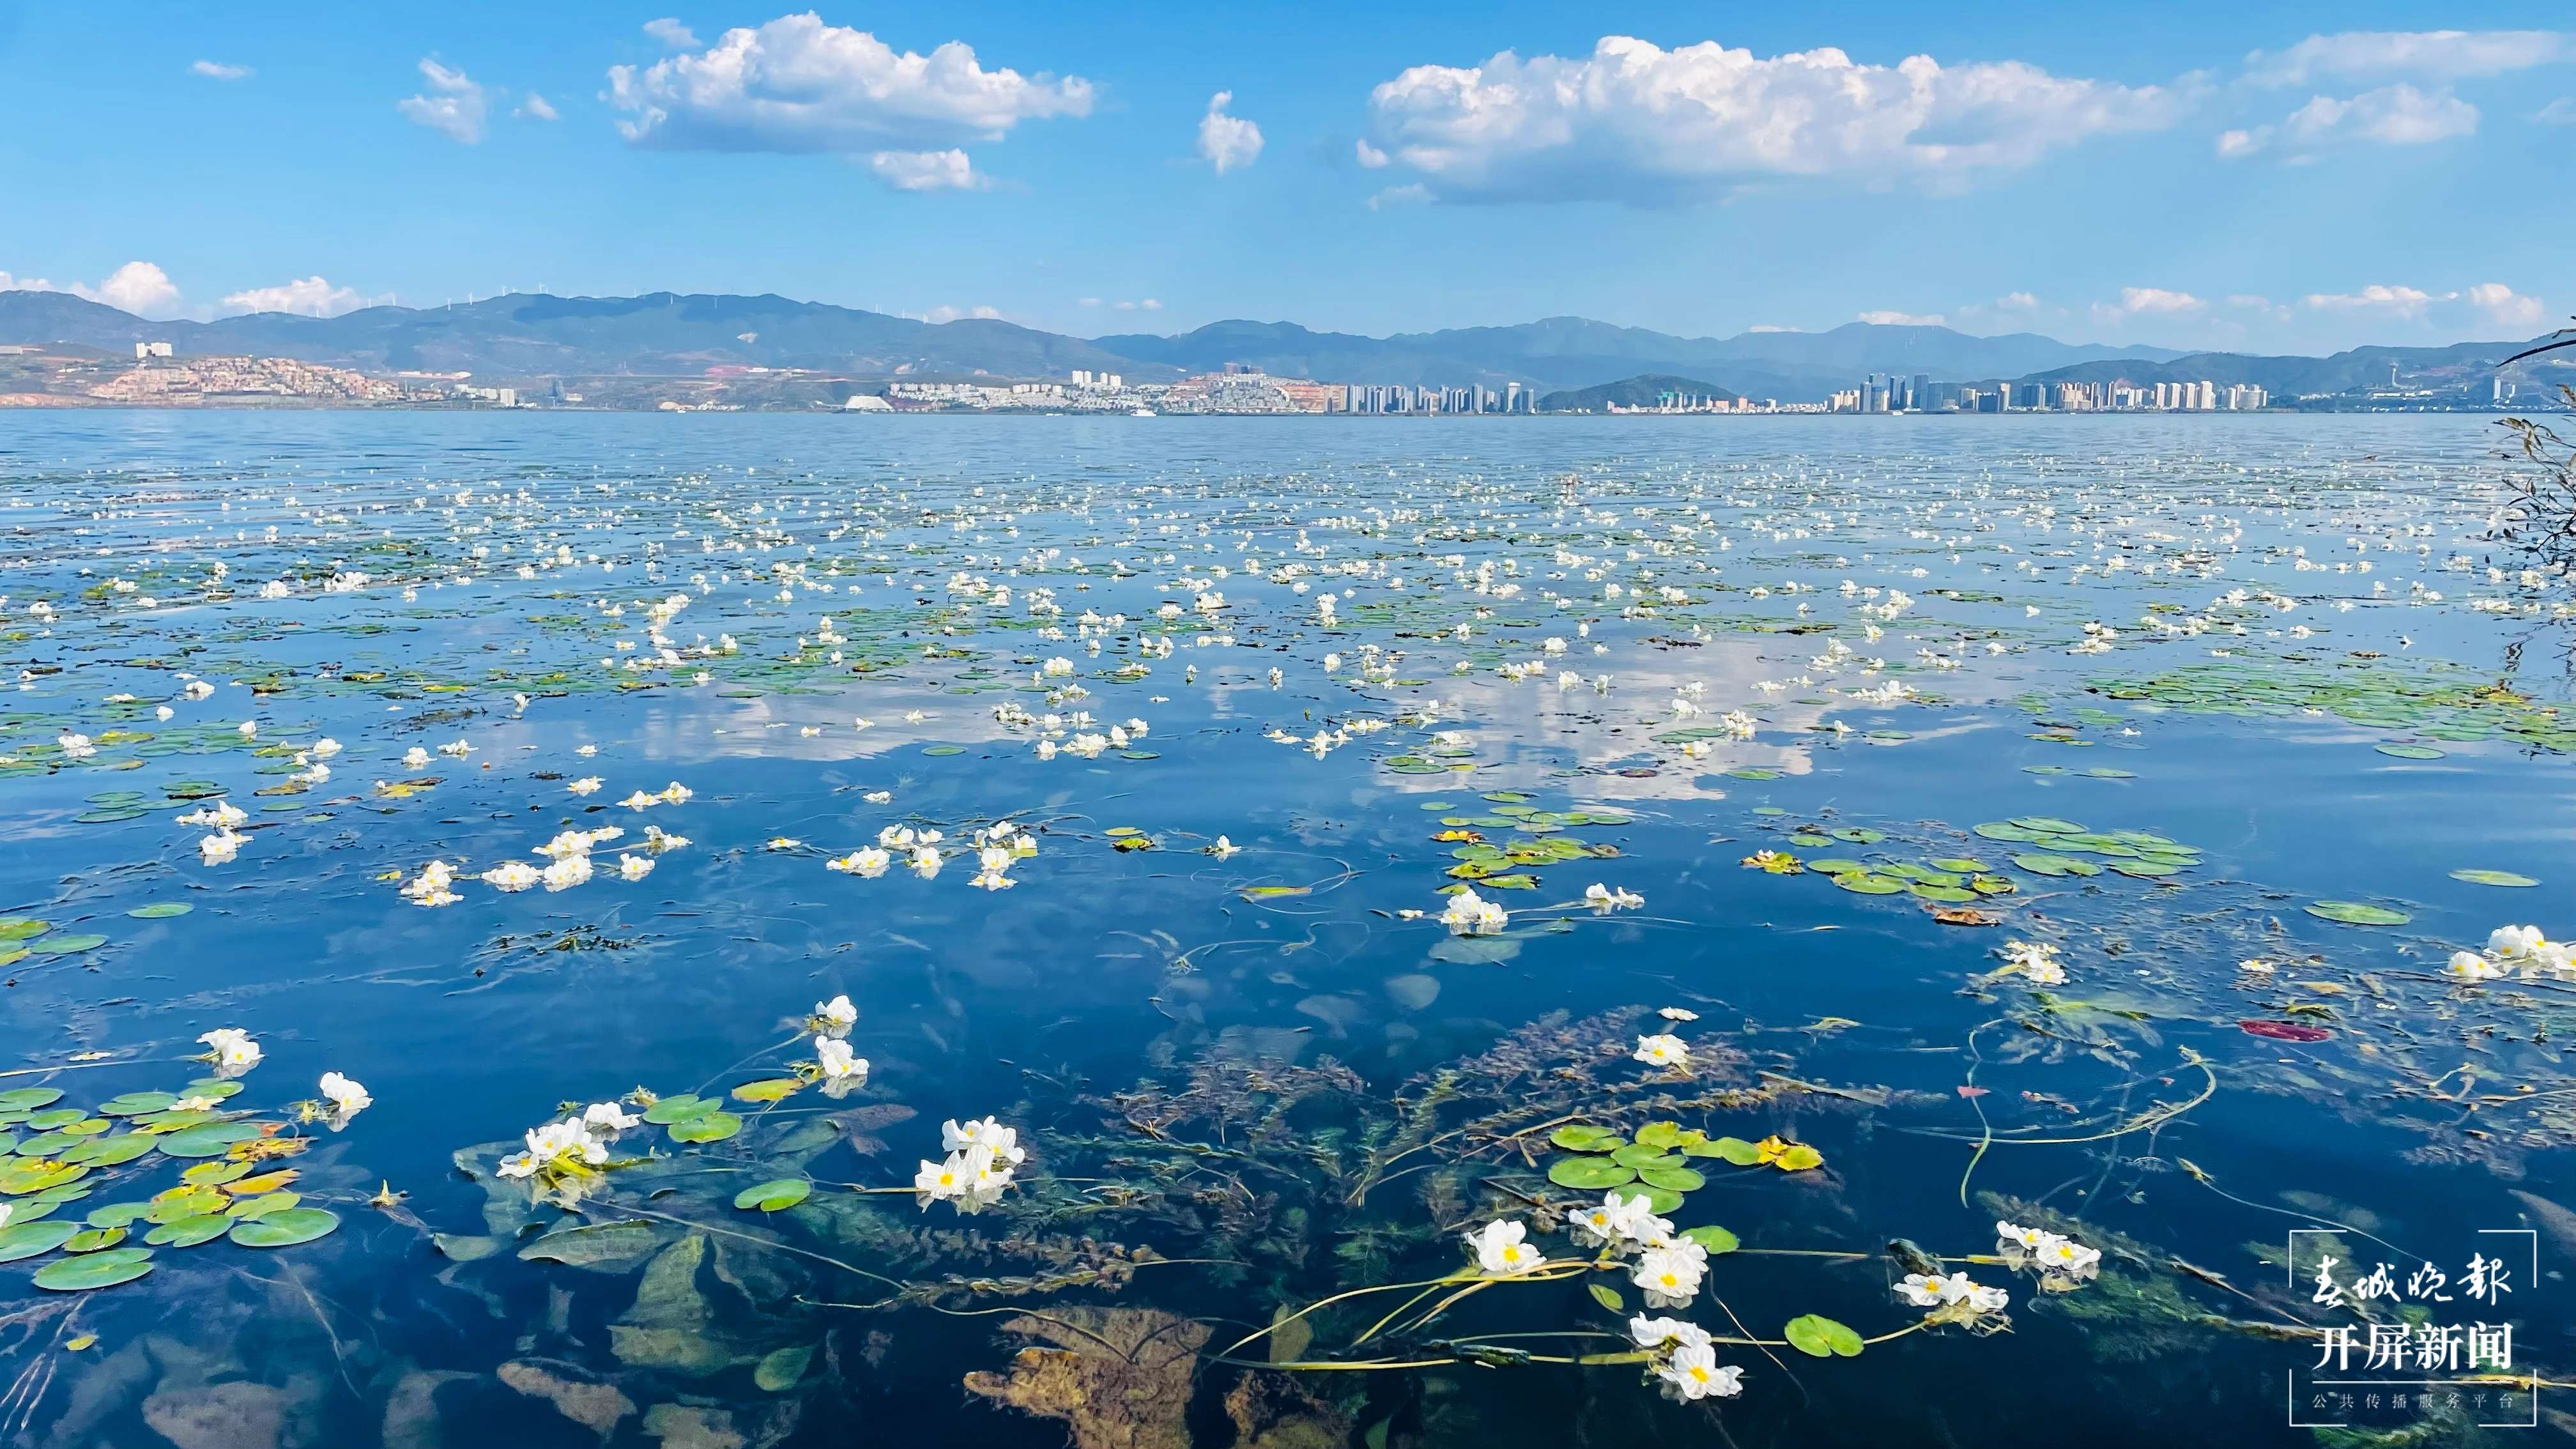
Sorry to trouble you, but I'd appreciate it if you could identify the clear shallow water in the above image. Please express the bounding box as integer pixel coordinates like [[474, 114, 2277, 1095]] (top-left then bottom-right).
[[0, 411, 2570, 1448]]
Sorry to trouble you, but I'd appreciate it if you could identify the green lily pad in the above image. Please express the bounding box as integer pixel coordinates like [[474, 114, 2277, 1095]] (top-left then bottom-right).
[[227, 1208, 340, 1247], [0, 1220, 79, 1261], [1784, 1313, 1864, 1358], [1547, 1156, 1639, 1190], [1706, 1137, 1765, 1166], [1680, 1224, 1740, 1254], [31, 1246, 153, 1290], [143, 1214, 236, 1247], [641, 1094, 718, 1125], [126, 903, 194, 919], [24, 934, 107, 955], [2374, 743, 2446, 760], [97, 1092, 176, 1117], [729, 1079, 803, 1104], [666, 1111, 742, 1144], [1548, 1125, 1624, 1153], [63, 1135, 153, 1167], [0, 921, 50, 942], [733, 1179, 811, 1211], [1637, 1165, 1706, 1192], [2305, 901, 2412, 926], [2012, 854, 2100, 877], [1833, 873, 1906, 894], [2451, 869, 2539, 888], [155, 1123, 259, 1158]]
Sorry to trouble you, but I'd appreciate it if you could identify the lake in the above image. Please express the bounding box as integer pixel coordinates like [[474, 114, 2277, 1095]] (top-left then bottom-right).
[[0, 408, 2566, 1448]]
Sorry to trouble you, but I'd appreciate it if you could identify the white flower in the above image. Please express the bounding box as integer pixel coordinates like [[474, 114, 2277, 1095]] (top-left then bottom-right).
[[402, 746, 431, 770], [619, 790, 659, 811], [1439, 887, 1506, 936], [1996, 1221, 2059, 1254], [2034, 1236, 2101, 1277], [238, 721, 259, 740], [2489, 924, 2548, 961], [318, 1071, 371, 1116], [615, 854, 653, 882], [57, 732, 96, 758], [1464, 1218, 1543, 1275], [2448, 950, 2508, 981], [1659, 1007, 1699, 1022], [1584, 882, 1644, 911], [567, 776, 602, 795], [1657, 1343, 1742, 1401], [583, 1101, 641, 1133], [198, 1027, 261, 1073], [2001, 940, 2064, 985], [909, 845, 942, 877], [815, 994, 857, 1034], [1632, 1241, 1707, 1307], [815, 1035, 868, 1082], [1632, 1033, 1689, 1070], [1629, 1314, 1713, 1351], [482, 860, 540, 891], [915, 1145, 990, 1200], [197, 829, 244, 864], [1896, 1271, 1950, 1307], [1209, 836, 1239, 859], [541, 854, 594, 891], [942, 1116, 1027, 1165]]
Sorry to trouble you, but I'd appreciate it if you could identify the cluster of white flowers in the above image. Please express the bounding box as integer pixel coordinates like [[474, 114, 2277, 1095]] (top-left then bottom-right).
[[914, 1116, 1025, 1212], [1896, 1269, 2011, 1314], [1440, 887, 1507, 935], [495, 1109, 631, 1181], [1632, 1033, 1690, 1070], [1995, 1220, 2103, 1284], [2450, 924, 2573, 982], [318, 1071, 371, 1126], [401, 859, 461, 907], [1630, 1316, 1743, 1401], [1998, 940, 2066, 985], [198, 1027, 263, 1077], [178, 797, 250, 866], [1584, 883, 1644, 912]]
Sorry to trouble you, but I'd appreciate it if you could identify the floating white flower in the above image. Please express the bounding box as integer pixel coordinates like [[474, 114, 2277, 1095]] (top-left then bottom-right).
[[402, 746, 431, 770], [909, 845, 943, 877], [1658, 1007, 1699, 1022], [1584, 883, 1644, 911], [616, 854, 654, 882], [2448, 950, 2508, 982], [1464, 1218, 1543, 1275], [583, 1101, 641, 1133], [1632, 1240, 1708, 1307], [197, 829, 245, 865], [482, 860, 540, 891], [541, 854, 593, 891], [1439, 887, 1506, 936], [318, 1071, 371, 1117], [1628, 1315, 1713, 1351], [198, 1027, 262, 1075], [2000, 940, 2065, 985], [567, 776, 602, 795], [815, 1035, 868, 1084], [1632, 1034, 1689, 1070], [1657, 1343, 1742, 1401], [814, 994, 858, 1034]]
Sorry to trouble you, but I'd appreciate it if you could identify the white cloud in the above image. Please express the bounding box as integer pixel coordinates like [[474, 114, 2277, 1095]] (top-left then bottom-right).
[[1745, 324, 1796, 333], [2243, 31, 2573, 88], [866, 148, 986, 191], [1355, 139, 1388, 168], [0, 271, 59, 293], [2120, 287, 2205, 314], [2536, 96, 2576, 125], [608, 14, 1092, 155], [75, 261, 185, 318], [1995, 291, 2039, 310], [1196, 91, 1264, 174], [218, 276, 376, 318], [1365, 183, 1431, 210], [1857, 310, 1946, 326], [398, 57, 490, 144], [1361, 35, 2186, 204], [922, 304, 1002, 324], [2303, 284, 2450, 317], [1077, 296, 1102, 307], [517, 93, 560, 122], [192, 60, 251, 80], [643, 17, 701, 52], [2283, 84, 2477, 146], [1107, 298, 1163, 312], [2215, 127, 2266, 157], [2468, 282, 2547, 328]]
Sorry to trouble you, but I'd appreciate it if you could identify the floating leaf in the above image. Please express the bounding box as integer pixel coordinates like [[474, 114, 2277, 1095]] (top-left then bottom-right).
[[0, 1220, 79, 1262], [667, 1111, 742, 1144], [1706, 1137, 1765, 1166], [730, 1079, 804, 1104], [1637, 1165, 1706, 1192], [1548, 1126, 1623, 1153], [25, 934, 107, 955], [1547, 1156, 1638, 1190], [1587, 1282, 1625, 1312], [519, 1220, 659, 1267], [1680, 1225, 1740, 1255], [98, 1092, 175, 1117], [2451, 869, 2539, 888], [125, 903, 193, 919], [755, 1344, 816, 1392], [142, 1214, 234, 1248], [1783, 1314, 1864, 1358], [227, 1208, 340, 1248], [155, 1123, 260, 1158], [2304, 901, 2411, 926], [733, 1179, 811, 1212], [642, 1095, 717, 1126], [32, 1246, 153, 1291], [1632, 1121, 1683, 1150], [2374, 743, 2445, 760]]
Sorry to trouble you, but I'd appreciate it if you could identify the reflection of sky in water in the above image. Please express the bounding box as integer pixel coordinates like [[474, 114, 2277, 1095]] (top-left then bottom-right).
[[0, 410, 2566, 1448]]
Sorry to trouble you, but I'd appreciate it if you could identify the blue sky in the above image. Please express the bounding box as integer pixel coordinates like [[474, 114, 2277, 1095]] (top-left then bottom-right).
[[3, 3, 2570, 352]]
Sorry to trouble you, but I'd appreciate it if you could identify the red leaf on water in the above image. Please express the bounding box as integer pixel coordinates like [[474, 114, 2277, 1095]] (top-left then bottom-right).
[[2239, 1019, 2331, 1043]]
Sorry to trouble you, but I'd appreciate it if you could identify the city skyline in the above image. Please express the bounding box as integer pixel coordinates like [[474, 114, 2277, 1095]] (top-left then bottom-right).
[[3, 6, 2570, 353]]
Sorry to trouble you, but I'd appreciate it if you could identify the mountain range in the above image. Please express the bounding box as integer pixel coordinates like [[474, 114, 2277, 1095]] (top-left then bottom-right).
[[0, 287, 2550, 402]]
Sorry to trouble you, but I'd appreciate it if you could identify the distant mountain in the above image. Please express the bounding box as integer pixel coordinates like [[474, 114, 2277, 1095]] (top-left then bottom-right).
[[0, 289, 1165, 382], [1538, 374, 1740, 412], [2011, 340, 2546, 395], [1094, 316, 2184, 397], [1, 287, 2544, 402]]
